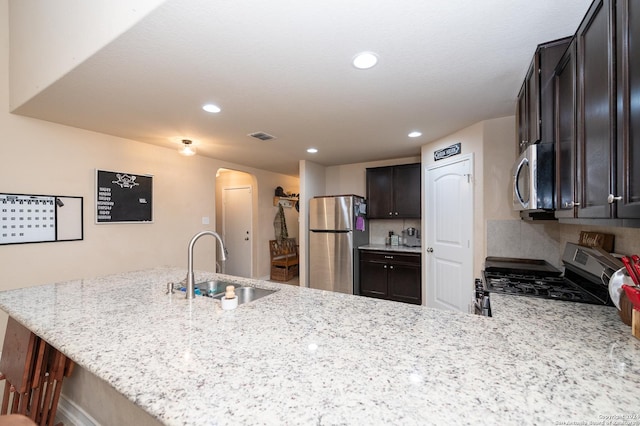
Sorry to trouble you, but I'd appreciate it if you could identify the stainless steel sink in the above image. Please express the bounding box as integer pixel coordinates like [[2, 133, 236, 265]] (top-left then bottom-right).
[[195, 281, 241, 297], [212, 286, 278, 305]]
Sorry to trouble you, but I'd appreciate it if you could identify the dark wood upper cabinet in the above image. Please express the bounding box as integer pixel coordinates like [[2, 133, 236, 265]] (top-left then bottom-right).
[[366, 163, 421, 219], [552, 0, 640, 224], [554, 40, 578, 219], [525, 59, 539, 146], [616, 0, 640, 217], [576, 0, 616, 219], [516, 37, 571, 154], [516, 83, 528, 153]]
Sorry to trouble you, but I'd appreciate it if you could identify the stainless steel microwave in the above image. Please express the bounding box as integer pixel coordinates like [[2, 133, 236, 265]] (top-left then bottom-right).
[[512, 143, 555, 211]]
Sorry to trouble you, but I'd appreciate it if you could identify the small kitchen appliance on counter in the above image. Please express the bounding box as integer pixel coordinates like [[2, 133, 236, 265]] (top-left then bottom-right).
[[402, 227, 421, 247], [478, 242, 617, 316]]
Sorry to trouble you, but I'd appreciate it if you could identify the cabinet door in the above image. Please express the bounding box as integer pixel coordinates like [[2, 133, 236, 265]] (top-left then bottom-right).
[[539, 37, 572, 144], [366, 167, 393, 218], [388, 263, 421, 305], [359, 259, 388, 299], [525, 57, 540, 145], [555, 40, 578, 218], [616, 0, 640, 217], [392, 163, 421, 218], [516, 82, 528, 154], [576, 0, 616, 218]]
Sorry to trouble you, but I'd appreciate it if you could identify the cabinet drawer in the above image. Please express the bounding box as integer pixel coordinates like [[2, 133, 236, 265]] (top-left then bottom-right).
[[360, 250, 420, 265]]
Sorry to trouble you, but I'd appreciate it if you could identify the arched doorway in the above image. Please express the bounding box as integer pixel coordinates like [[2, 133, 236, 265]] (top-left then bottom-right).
[[215, 168, 256, 278]]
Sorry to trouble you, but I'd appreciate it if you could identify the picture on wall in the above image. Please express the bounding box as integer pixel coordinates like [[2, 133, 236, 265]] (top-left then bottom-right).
[[95, 169, 153, 224]]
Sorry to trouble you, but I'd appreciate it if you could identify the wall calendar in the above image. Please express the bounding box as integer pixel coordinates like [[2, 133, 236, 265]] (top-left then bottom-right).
[[0, 193, 83, 245]]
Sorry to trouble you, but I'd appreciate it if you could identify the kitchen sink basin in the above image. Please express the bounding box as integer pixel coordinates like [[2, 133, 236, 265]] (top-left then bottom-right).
[[212, 286, 278, 305], [195, 280, 241, 296]]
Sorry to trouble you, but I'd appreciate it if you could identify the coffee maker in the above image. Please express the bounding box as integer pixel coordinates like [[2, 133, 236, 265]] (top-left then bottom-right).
[[402, 227, 421, 247]]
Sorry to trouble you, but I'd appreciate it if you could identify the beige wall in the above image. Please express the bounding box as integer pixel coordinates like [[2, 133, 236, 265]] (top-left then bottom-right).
[[9, 0, 164, 109], [298, 160, 327, 287], [483, 116, 520, 221]]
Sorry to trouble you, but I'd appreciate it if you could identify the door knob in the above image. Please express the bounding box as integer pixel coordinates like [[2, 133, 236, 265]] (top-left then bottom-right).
[[607, 194, 622, 204], [427, 247, 434, 253]]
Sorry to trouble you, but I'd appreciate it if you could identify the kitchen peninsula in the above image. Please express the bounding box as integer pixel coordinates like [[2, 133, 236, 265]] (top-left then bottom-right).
[[0, 268, 638, 425]]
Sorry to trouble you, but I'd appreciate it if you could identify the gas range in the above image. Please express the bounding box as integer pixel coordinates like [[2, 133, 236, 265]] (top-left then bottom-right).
[[482, 270, 603, 304], [479, 243, 616, 314]]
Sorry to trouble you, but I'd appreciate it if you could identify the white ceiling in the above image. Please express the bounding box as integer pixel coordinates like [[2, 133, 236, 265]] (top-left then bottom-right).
[[12, 0, 592, 176]]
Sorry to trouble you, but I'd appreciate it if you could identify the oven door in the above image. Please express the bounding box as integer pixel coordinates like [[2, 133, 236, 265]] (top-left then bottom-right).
[[512, 143, 555, 211]]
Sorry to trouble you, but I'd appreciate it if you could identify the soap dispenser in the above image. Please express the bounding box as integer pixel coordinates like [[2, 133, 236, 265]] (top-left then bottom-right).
[[221, 285, 238, 310]]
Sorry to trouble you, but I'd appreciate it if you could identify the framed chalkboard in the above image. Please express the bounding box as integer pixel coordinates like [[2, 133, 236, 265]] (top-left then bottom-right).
[[95, 169, 153, 224], [1, 193, 83, 245]]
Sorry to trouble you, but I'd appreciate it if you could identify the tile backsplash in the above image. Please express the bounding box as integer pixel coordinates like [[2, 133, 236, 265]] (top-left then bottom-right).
[[369, 219, 421, 245], [487, 219, 640, 269], [487, 220, 562, 267]]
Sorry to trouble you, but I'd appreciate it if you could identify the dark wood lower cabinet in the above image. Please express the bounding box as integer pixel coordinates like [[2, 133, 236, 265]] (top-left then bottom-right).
[[359, 250, 421, 305]]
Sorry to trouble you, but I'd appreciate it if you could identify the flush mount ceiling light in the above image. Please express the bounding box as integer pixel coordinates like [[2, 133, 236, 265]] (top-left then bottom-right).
[[408, 131, 422, 138], [306, 148, 318, 153], [202, 104, 221, 113], [179, 139, 196, 156], [352, 52, 379, 70]]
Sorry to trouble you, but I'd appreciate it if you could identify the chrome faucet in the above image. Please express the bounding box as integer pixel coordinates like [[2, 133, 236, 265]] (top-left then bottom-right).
[[186, 230, 228, 299]]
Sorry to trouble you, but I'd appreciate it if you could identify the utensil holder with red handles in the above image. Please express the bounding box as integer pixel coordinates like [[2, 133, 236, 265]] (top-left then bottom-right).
[[622, 285, 640, 339]]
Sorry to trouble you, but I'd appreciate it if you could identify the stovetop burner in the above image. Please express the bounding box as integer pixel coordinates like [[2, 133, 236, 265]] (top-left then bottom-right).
[[482, 269, 606, 305]]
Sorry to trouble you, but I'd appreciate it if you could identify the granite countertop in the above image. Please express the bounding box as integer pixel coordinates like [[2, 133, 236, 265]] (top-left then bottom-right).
[[0, 268, 639, 425], [359, 243, 421, 253]]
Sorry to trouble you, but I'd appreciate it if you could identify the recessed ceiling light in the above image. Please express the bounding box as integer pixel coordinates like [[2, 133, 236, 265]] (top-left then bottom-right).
[[352, 52, 378, 70], [202, 104, 221, 113], [307, 148, 318, 154], [408, 131, 422, 138]]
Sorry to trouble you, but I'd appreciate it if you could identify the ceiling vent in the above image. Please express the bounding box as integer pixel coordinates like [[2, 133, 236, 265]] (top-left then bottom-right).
[[248, 132, 276, 141]]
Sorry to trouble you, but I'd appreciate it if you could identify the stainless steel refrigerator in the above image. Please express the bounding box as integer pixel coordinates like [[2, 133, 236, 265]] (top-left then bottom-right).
[[309, 195, 369, 294]]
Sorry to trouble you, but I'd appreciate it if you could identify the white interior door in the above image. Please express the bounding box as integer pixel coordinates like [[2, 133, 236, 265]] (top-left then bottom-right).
[[222, 186, 252, 277], [426, 155, 474, 313]]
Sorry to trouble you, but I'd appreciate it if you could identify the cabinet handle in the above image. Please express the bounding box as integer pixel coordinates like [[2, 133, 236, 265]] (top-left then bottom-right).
[[427, 247, 434, 253], [383, 265, 387, 269], [562, 201, 580, 208], [394, 212, 398, 215], [607, 194, 622, 204], [389, 265, 394, 270], [384, 256, 394, 259], [388, 212, 393, 216]]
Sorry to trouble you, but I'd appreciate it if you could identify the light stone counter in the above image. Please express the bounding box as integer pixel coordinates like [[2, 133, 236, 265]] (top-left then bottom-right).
[[0, 268, 638, 425], [359, 243, 421, 254]]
